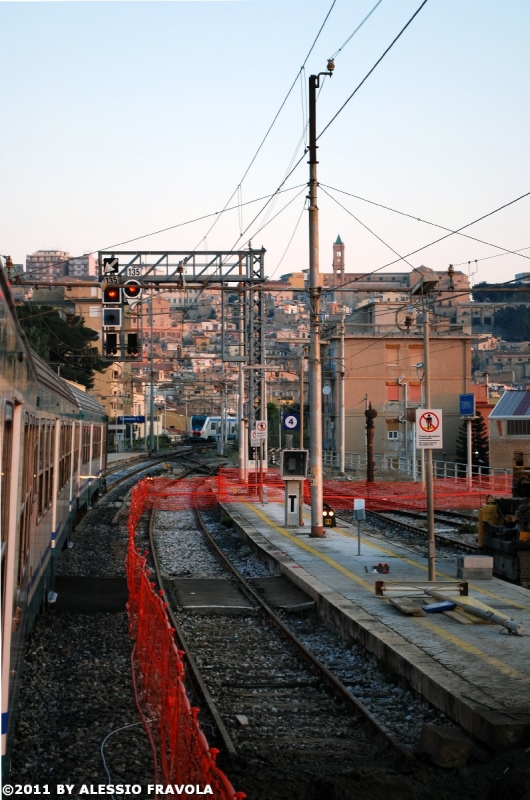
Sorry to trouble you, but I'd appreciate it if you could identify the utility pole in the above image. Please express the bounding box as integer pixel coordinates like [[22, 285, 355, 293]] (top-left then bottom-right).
[[299, 349, 306, 449], [308, 59, 334, 538], [149, 295, 155, 453], [423, 303, 436, 581], [338, 308, 346, 475]]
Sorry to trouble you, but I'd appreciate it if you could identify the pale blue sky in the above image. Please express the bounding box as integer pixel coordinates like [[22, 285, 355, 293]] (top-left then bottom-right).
[[1, 0, 529, 285]]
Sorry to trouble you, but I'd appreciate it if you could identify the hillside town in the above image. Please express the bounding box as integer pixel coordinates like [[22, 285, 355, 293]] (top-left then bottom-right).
[[9, 236, 530, 472]]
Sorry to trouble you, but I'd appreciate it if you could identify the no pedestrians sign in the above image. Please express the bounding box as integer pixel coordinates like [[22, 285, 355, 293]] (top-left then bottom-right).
[[415, 408, 443, 450]]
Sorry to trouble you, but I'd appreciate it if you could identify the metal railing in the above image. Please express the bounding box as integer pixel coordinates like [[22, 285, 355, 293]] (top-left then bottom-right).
[[321, 451, 512, 489]]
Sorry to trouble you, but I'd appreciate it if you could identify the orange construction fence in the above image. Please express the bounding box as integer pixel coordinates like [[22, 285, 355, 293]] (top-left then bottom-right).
[[126, 479, 245, 798], [216, 467, 511, 512], [125, 469, 511, 789]]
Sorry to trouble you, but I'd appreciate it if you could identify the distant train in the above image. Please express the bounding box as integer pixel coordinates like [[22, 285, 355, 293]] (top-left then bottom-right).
[[0, 266, 107, 773], [189, 414, 238, 441]]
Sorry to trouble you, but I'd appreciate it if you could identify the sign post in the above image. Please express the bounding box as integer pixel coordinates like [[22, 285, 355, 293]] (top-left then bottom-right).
[[460, 393, 476, 485], [415, 409, 443, 450], [353, 499, 366, 555]]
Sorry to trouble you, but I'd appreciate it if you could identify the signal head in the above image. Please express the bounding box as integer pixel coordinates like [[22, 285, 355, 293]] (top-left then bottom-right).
[[123, 280, 143, 308], [103, 285, 121, 304]]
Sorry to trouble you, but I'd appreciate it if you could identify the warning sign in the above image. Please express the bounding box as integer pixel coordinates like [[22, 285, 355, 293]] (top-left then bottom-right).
[[415, 408, 443, 449]]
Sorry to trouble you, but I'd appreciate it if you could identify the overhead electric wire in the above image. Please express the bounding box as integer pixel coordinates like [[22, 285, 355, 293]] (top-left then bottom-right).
[[270, 197, 308, 278], [193, 0, 338, 249], [318, 0, 430, 142], [226, 0, 430, 255], [327, 189, 530, 292], [330, 0, 385, 59], [16, 184, 307, 279], [451, 246, 530, 269], [322, 183, 530, 264], [321, 186, 416, 269]]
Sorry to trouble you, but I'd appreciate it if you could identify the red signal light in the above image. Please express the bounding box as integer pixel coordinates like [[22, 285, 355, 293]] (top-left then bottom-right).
[[124, 284, 140, 297], [103, 286, 120, 303], [124, 280, 142, 299]]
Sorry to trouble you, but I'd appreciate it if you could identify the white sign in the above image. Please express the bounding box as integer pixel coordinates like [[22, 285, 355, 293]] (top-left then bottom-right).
[[255, 420, 267, 438], [127, 266, 143, 277], [415, 408, 443, 449], [250, 430, 265, 446]]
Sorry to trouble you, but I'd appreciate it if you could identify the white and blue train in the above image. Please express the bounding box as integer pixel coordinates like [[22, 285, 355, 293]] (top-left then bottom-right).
[[0, 266, 107, 774], [189, 414, 238, 441]]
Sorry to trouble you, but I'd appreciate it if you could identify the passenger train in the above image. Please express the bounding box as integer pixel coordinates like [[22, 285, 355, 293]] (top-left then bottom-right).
[[189, 414, 238, 441], [0, 266, 107, 773]]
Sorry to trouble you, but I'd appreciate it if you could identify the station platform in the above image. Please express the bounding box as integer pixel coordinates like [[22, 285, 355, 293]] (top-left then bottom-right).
[[219, 499, 530, 751]]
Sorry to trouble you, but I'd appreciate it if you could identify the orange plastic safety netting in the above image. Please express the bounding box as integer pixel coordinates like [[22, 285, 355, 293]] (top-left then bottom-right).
[[305, 475, 512, 512], [141, 476, 220, 511], [126, 479, 245, 798]]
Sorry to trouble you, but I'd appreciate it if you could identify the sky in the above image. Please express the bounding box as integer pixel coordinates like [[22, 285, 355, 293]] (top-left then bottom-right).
[[1, 0, 529, 287]]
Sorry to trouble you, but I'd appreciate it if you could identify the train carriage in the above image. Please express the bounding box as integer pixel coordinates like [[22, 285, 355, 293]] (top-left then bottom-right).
[[189, 414, 238, 441], [0, 267, 107, 774]]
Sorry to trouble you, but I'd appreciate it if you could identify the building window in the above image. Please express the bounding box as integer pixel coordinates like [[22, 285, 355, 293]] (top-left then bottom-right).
[[388, 430, 399, 440], [385, 345, 400, 366], [409, 383, 421, 403], [89, 306, 100, 317], [386, 384, 400, 402], [507, 420, 530, 436]]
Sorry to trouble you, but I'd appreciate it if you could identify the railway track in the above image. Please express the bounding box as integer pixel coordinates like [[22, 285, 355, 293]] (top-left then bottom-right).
[[148, 509, 403, 795], [144, 475, 484, 800], [349, 508, 482, 553]]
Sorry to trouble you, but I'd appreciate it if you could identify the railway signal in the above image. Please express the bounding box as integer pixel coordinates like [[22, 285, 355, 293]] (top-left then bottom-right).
[[104, 332, 118, 355], [123, 280, 142, 309], [323, 503, 336, 528], [102, 284, 121, 304]]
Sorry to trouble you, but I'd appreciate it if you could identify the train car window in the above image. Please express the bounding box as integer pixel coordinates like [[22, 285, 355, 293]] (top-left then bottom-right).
[[93, 425, 101, 461], [82, 425, 90, 464], [32, 418, 38, 500], [43, 423, 49, 513], [74, 423, 80, 470], [19, 414, 34, 582], [37, 421, 45, 517], [1, 403, 14, 548], [48, 421, 55, 507], [65, 423, 72, 485]]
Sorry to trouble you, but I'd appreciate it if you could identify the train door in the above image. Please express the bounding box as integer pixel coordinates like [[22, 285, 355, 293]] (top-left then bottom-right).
[[1, 401, 22, 761]]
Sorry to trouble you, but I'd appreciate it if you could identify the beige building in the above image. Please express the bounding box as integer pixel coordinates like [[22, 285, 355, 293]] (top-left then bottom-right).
[[324, 328, 473, 460]]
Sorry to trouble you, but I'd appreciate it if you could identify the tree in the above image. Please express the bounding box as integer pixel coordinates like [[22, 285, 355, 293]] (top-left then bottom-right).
[[472, 281, 530, 303], [16, 304, 106, 389], [455, 410, 489, 468], [494, 305, 530, 341]]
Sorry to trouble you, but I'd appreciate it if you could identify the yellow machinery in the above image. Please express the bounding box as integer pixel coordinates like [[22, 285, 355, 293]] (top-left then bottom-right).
[[478, 452, 530, 587]]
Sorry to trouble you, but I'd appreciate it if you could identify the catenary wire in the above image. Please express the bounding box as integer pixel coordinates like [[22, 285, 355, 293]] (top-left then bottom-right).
[[330, 0, 385, 59], [225, 0, 430, 255], [320, 186, 416, 269], [326, 189, 530, 293], [321, 183, 530, 264], [193, 0, 338, 249], [18, 184, 306, 279], [318, 0, 430, 142]]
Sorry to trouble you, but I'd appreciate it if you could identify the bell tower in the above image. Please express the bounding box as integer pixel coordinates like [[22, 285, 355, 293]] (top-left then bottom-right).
[[333, 234, 345, 287]]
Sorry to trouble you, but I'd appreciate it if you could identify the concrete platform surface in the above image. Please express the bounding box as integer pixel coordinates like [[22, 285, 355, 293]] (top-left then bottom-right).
[[220, 499, 530, 750]]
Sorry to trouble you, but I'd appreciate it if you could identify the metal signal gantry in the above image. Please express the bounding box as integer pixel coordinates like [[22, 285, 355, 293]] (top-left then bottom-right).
[[98, 248, 267, 463]]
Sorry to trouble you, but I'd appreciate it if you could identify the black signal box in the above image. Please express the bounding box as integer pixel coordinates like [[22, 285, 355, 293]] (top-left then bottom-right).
[[280, 449, 308, 480]]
